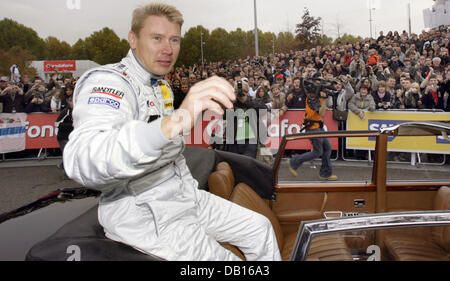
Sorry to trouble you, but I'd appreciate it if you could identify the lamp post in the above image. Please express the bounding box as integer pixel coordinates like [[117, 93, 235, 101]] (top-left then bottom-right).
[[200, 30, 205, 66], [254, 0, 259, 57]]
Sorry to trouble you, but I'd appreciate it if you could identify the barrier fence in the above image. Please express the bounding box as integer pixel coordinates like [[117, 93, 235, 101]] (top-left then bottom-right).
[[1, 110, 449, 164]]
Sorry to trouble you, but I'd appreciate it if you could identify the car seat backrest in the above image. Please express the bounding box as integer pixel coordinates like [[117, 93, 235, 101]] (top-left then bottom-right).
[[208, 162, 235, 200], [432, 186, 450, 252]]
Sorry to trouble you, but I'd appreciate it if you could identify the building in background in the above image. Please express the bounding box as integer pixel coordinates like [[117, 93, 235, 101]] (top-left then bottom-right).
[[423, 0, 450, 29]]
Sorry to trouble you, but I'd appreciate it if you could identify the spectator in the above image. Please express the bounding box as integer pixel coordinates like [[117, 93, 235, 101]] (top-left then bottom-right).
[[0, 76, 8, 91], [391, 88, 407, 109], [25, 84, 49, 113], [227, 81, 267, 159], [404, 82, 422, 109], [348, 85, 376, 120], [328, 75, 355, 112], [432, 57, 445, 74], [61, 84, 74, 110], [49, 89, 63, 112], [420, 72, 441, 109], [248, 76, 258, 99], [286, 77, 306, 109], [0, 81, 26, 113], [372, 81, 392, 110], [367, 49, 381, 66], [270, 83, 288, 116], [55, 95, 74, 178]]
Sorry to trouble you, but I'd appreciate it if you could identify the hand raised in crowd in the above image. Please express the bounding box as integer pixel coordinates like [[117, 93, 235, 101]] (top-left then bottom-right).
[[287, 93, 295, 102]]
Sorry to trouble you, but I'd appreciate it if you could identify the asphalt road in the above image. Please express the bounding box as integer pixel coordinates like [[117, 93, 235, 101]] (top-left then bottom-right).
[[0, 157, 449, 214]]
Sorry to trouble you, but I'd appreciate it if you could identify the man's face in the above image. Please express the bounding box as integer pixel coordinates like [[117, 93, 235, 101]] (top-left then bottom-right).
[[293, 79, 301, 89], [388, 78, 396, 89], [181, 83, 189, 93], [403, 80, 411, 90], [128, 15, 181, 76]]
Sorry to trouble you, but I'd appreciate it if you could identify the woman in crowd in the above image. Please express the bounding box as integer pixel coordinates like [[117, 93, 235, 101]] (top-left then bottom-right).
[[372, 81, 392, 110]]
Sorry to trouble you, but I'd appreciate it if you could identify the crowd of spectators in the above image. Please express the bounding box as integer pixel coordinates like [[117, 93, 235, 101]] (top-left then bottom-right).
[[0, 73, 75, 114], [167, 27, 450, 118]]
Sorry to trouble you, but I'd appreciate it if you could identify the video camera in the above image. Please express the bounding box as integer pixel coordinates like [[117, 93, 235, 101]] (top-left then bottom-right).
[[302, 77, 339, 98], [302, 78, 340, 112]]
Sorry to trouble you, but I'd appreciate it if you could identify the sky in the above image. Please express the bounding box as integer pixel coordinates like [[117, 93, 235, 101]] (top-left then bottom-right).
[[0, 0, 436, 45]]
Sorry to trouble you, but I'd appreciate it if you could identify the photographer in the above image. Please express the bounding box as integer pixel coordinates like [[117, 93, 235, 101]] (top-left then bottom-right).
[[0, 81, 26, 113], [288, 79, 338, 181], [25, 89, 49, 113], [227, 80, 268, 159]]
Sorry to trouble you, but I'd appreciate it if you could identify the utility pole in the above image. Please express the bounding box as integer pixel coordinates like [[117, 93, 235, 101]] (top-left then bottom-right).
[[369, 0, 373, 38], [272, 34, 275, 55], [407, 1, 412, 36], [200, 30, 204, 66], [254, 0, 259, 56]]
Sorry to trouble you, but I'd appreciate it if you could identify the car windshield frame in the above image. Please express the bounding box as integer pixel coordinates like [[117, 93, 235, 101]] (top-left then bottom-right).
[[290, 210, 450, 261]]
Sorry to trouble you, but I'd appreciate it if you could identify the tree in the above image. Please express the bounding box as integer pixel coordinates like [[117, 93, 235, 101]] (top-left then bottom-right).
[[277, 32, 296, 53], [71, 39, 89, 60], [178, 25, 209, 67], [335, 33, 363, 45], [0, 46, 36, 78], [84, 27, 129, 65], [44, 36, 72, 60], [205, 28, 232, 63], [295, 8, 322, 49], [0, 18, 47, 59]]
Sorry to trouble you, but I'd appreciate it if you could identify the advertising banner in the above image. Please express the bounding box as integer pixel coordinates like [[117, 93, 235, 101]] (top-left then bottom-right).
[[346, 111, 450, 154], [44, 60, 76, 72], [264, 110, 338, 150], [1, 110, 340, 153], [187, 110, 339, 151], [0, 113, 27, 153], [25, 113, 60, 149]]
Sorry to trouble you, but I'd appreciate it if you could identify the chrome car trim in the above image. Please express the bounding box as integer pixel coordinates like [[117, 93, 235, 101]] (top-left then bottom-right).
[[290, 210, 450, 261]]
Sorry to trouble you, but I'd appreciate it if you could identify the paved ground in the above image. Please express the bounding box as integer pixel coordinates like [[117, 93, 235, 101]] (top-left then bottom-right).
[[0, 156, 449, 214], [0, 158, 81, 214]]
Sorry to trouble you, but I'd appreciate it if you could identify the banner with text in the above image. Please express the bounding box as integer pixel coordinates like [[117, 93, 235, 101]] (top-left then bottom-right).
[[346, 111, 450, 154]]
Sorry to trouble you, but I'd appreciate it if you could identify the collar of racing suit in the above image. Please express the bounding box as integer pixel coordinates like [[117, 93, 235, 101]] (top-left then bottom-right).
[[129, 49, 164, 86]]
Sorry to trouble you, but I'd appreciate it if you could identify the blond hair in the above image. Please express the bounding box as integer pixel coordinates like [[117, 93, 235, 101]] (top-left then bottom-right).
[[131, 3, 184, 36]]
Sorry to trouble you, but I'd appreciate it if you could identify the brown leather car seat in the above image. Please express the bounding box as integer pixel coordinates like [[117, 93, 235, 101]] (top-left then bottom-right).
[[208, 162, 235, 200], [230, 182, 353, 261], [383, 186, 450, 261]]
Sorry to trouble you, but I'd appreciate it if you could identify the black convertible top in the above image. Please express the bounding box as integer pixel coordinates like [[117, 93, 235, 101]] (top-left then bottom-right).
[[26, 146, 274, 261]]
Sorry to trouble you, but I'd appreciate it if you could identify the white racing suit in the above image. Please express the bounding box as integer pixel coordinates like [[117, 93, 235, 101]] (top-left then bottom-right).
[[63, 49, 281, 261]]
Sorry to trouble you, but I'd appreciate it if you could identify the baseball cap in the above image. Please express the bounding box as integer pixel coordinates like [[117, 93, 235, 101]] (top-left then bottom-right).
[[0, 76, 8, 82]]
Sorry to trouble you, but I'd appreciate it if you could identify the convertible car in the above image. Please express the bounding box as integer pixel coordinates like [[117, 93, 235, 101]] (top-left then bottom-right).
[[0, 121, 449, 261]]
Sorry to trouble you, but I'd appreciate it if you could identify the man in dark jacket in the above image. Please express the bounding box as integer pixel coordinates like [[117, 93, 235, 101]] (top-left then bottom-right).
[[0, 82, 26, 113], [286, 77, 306, 109], [55, 96, 73, 177], [227, 80, 268, 159]]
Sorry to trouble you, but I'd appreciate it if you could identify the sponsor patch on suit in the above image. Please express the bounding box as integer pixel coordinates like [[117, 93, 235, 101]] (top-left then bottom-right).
[[88, 97, 121, 109]]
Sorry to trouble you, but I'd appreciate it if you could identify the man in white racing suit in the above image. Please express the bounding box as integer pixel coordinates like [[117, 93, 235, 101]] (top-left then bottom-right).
[[63, 3, 281, 261]]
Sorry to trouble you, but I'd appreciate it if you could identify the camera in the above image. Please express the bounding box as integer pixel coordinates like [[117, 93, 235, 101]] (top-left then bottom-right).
[[236, 80, 245, 97], [302, 78, 339, 111]]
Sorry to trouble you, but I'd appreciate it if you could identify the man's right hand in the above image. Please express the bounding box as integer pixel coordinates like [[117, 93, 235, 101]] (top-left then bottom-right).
[[161, 76, 236, 139]]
